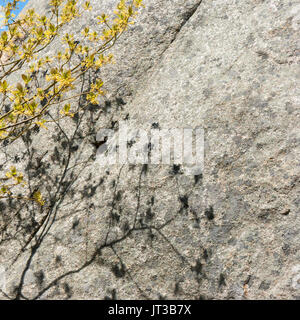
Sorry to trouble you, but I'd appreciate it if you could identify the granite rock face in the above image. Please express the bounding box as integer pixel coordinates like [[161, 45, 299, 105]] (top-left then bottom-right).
[[0, 0, 299, 299]]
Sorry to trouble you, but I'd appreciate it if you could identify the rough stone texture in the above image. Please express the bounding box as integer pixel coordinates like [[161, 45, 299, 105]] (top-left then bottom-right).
[[0, 0, 299, 300]]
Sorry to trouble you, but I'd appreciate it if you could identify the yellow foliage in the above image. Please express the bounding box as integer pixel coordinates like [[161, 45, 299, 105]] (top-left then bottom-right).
[[0, 0, 143, 205]]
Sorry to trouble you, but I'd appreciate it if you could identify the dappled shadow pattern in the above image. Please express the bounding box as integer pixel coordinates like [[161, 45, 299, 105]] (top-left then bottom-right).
[[0, 71, 207, 301]]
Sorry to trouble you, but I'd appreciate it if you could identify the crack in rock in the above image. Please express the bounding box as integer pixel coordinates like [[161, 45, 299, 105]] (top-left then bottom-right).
[[170, 0, 203, 45]]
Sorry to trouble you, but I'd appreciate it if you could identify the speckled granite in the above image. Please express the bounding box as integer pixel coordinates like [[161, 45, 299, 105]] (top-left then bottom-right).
[[0, 0, 299, 300]]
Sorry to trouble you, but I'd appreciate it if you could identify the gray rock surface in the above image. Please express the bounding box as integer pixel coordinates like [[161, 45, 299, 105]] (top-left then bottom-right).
[[0, 0, 299, 299]]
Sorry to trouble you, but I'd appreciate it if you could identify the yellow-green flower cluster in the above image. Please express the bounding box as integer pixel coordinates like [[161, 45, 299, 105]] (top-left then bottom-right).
[[0, 0, 143, 204]]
